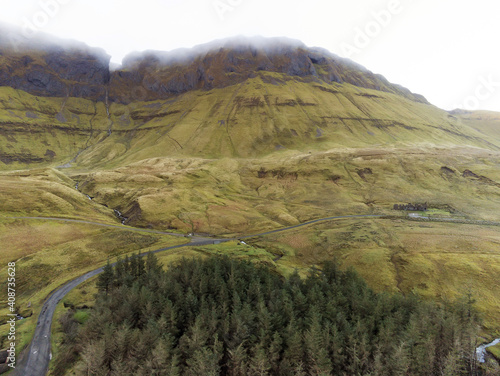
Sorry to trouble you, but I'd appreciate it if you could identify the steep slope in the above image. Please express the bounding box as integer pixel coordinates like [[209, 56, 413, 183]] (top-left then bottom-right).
[[0, 87, 109, 168], [110, 36, 428, 104], [1, 76, 497, 170], [0, 32, 499, 170], [0, 24, 110, 100], [1, 75, 499, 170], [82, 74, 497, 166]]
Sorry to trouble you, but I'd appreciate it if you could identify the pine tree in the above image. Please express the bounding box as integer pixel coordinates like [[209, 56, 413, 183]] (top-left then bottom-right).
[[79, 340, 106, 376], [65, 256, 484, 376], [146, 251, 163, 276], [283, 323, 304, 369], [248, 343, 271, 376], [268, 331, 283, 374], [97, 259, 114, 295], [179, 315, 209, 355], [185, 336, 223, 376], [228, 343, 248, 376], [389, 341, 410, 376], [304, 309, 332, 375]]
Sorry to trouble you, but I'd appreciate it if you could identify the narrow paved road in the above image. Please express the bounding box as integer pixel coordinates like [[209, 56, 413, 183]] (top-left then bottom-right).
[[241, 214, 383, 238], [11, 214, 383, 376]]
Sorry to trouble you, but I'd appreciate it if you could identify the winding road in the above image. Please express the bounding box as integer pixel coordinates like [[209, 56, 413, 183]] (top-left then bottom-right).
[[11, 239, 218, 376]]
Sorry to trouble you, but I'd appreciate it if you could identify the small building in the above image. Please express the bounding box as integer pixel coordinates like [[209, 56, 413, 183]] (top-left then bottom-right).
[[393, 203, 428, 211]]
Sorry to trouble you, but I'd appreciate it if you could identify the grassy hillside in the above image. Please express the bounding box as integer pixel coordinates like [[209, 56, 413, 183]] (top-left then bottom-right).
[[1, 73, 499, 171], [71, 146, 500, 234], [454, 110, 500, 141], [77, 75, 500, 167], [0, 87, 110, 169], [65, 146, 500, 332], [249, 217, 500, 330], [0, 217, 188, 351]]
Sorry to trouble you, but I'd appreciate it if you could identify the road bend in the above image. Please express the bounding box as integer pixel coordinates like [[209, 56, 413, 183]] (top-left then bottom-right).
[[11, 214, 383, 376]]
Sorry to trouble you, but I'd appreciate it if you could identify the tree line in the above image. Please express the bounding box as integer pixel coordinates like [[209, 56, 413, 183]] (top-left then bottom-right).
[[53, 253, 484, 375]]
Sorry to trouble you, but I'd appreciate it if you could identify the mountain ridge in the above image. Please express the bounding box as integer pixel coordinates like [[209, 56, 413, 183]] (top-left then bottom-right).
[[0, 28, 427, 105], [109, 36, 429, 104], [0, 27, 499, 170]]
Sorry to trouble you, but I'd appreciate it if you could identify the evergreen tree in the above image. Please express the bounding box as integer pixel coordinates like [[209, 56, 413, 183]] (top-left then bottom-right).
[[97, 259, 114, 295], [248, 343, 271, 376], [228, 343, 248, 376], [146, 251, 163, 275]]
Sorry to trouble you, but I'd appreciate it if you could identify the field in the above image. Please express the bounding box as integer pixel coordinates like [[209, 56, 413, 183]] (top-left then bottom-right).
[[71, 146, 500, 234], [0, 218, 188, 351]]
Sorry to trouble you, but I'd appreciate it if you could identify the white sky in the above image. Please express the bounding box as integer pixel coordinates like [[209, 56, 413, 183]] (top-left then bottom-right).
[[0, 0, 499, 112]]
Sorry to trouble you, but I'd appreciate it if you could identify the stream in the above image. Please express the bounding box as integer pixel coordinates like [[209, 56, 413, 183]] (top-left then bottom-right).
[[113, 209, 128, 224], [476, 338, 500, 363], [75, 182, 93, 200]]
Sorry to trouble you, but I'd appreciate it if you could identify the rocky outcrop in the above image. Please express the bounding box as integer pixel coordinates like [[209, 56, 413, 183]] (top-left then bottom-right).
[[0, 31, 427, 105], [0, 27, 110, 100], [356, 167, 374, 181], [462, 169, 500, 187], [109, 37, 429, 104]]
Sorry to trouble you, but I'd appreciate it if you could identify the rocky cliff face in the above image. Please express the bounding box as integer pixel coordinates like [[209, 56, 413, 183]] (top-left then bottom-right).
[[0, 31, 426, 105], [109, 37, 428, 104], [0, 27, 110, 101]]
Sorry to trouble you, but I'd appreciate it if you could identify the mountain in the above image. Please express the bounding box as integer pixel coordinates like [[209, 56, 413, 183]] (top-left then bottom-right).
[[1, 29, 500, 341], [0, 30, 499, 169], [450, 109, 500, 142], [0, 25, 110, 101], [0, 30, 425, 104], [109, 36, 428, 104]]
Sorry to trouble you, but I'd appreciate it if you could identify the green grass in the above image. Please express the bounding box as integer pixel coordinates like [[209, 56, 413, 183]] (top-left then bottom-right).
[[457, 110, 500, 143], [73, 76, 500, 168], [48, 277, 98, 376], [3, 144, 500, 337], [0, 168, 116, 223], [73, 310, 90, 324], [489, 343, 500, 360], [70, 145, 500, 235], [0, 86, 109, 170], [1, 74, 499, 171], [33, 228, 500, 376], [0, 220, 188, 351]]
